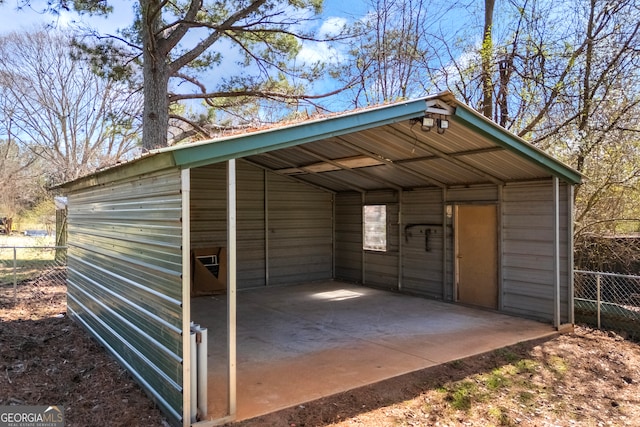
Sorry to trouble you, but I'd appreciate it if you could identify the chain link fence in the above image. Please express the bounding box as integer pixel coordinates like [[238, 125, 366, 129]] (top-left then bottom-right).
[[0, 246, 68, 305], [3, 246, 640, 339], [575, 270, 640, 338]]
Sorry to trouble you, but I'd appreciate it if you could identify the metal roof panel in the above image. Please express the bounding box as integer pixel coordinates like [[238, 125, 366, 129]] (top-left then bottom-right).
[[58, 93, 582, 193]]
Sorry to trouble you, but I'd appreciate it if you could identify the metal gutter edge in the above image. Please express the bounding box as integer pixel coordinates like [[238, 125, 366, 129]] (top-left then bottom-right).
[[53, 152, 177, 193], [453, 105, 583, 185]]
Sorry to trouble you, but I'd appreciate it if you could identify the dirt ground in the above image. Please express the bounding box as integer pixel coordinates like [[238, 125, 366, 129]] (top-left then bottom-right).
[[1, 281, 640, 427]]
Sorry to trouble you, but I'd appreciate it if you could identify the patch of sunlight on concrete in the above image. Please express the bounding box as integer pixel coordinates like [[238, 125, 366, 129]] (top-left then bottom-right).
[[311, 289, 365, 301]]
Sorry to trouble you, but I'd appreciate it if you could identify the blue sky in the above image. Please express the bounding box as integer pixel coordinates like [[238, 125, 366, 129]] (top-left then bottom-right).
[[0, 0, 417, 114], [0, 0, 369, 36], [0, 0, 368, 88]]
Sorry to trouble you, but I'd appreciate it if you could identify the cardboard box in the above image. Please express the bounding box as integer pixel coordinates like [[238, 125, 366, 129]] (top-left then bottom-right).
[[191, 247, 227, 296]]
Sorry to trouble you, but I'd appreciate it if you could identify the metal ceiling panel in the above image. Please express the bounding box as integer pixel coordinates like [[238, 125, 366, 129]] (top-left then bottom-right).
[[452, 105, 582, 183], [289, 172, 364, 192], [309, 169, 393, 191], [303, 139, 360, 158], [403, 121, 496, 155], [241, 108, 576, 191], [402, 157, 491, 185], [346, 128, 438, 160], [359, 164, 436, 189], [459, 151, 551, 182]]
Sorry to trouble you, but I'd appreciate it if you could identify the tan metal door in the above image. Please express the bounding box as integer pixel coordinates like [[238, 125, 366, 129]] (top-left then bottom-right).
[[455, 205, 498, 309]]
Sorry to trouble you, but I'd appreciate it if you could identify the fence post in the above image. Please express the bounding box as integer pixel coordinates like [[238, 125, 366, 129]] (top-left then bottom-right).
[[13, 247, 17, 305], [596, 274, 601, 329]]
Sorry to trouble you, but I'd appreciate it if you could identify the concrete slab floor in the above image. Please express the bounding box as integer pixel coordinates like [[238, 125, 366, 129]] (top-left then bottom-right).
[[190, 281, 557, 422]]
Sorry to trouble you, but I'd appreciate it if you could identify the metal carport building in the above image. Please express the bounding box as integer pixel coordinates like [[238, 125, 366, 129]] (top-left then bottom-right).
[[56, 92, 582, 426]]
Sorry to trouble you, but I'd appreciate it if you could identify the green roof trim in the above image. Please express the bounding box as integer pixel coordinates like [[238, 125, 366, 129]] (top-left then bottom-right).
[[453, 104, 582, 185], [170, 100, 428, 169]]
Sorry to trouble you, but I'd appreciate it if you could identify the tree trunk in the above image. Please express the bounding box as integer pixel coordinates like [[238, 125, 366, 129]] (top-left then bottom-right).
[[497, 57, 511, 127], [481, 0, 495, 120], [141, 0, 170, 150]]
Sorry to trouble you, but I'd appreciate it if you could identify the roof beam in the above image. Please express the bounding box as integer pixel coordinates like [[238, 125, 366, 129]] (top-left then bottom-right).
[[451, 146, 506, 157], [277, 156, 384, 174], [253, 153, 367, 193], [335, 137, 447, 188], [294, 145, 404, 191], [241, 158, 339, 194], [393, 147, 504, 165]]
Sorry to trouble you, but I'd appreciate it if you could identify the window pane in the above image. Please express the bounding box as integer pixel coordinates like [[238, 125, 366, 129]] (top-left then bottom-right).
[[363, 205, 387, 251]]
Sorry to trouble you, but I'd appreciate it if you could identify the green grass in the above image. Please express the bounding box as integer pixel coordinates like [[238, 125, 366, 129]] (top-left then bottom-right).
[[445, 380, 482, 411], [515, 359, 539, 374], [405, 344, 585, 426], [547, 355, 569, 377], [488, 406, 514, 426], [486, 369, 510, 390], [436, 352, 549, 419]]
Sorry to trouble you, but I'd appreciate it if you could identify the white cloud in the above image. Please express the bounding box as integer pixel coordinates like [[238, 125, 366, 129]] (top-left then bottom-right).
[[318, 16, 348, 37], [0, 1, 130, 35], [295, 16, 351, 66], [297, 41, 345, 65], [0, 7, 73, 34]]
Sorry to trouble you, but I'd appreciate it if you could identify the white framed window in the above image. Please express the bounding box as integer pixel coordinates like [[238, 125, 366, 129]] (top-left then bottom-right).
[[363, 205, 387, 251]]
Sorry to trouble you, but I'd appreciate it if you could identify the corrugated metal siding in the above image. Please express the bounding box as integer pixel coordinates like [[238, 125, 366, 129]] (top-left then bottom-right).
[[558, 182, 570, 324], [335, 192, 363, 282], [401, 189, 445, 298], [191, 163, 227, 246], [191, 162, 266, 288], [240, 166, 269, 286], [444, 217, 455, 301], [267, 173, 333, 284], [446, 185, 498, 202], [502, 181, 569, 322], [66, 168, 184, 425], [191, 161, 332, 288], [363, 191, 399, 289]]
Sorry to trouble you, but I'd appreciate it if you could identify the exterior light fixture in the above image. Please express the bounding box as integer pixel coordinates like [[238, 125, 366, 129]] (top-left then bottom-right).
[[437, 118, 449, 134], [422, 116, 435, 131], [423, 99, 454, 135]]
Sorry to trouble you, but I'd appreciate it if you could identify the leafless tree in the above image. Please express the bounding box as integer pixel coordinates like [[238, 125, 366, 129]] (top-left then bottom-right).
[[339, 0, 444, 107], [0, 29, 142, 184], [351, 0, 640, 270], [0, 92, 50, 218], [51, 0, 350, 149]]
